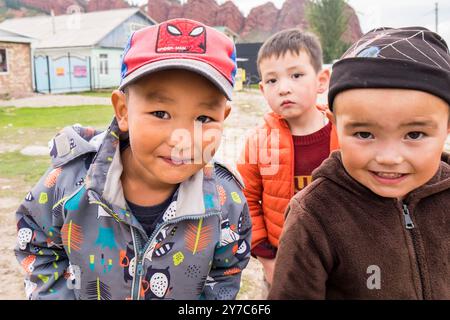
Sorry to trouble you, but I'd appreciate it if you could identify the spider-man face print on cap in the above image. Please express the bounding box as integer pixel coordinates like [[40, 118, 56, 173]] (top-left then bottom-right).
[[119, 18, 237, 100], [156, 20, 206, 54]]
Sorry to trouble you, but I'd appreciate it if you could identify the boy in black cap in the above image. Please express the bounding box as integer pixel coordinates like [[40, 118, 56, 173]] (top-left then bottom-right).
[[269, 27, 450, 299]]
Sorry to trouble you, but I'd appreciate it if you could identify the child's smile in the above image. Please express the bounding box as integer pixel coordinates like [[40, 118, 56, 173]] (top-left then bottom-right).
[[369, 170, 410, 185]]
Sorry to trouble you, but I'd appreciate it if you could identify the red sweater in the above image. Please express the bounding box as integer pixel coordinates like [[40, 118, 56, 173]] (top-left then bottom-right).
[[293, 122, 331, 193]]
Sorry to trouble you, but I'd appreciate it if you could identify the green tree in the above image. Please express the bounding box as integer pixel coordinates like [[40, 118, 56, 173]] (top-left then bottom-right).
[[305, 0, 351, 63]]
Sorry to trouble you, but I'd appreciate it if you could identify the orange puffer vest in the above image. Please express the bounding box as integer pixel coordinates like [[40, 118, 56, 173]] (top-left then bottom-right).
[[237, 109, 339, 248]]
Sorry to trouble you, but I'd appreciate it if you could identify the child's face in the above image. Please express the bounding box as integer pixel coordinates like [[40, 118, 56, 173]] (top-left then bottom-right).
[[112, 69, 230, 186], [334, 88, 450, 200], [259, 50, 329, 119]]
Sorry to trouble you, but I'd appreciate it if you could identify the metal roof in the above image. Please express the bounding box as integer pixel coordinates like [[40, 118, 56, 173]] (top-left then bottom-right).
[[0, 28, 33, 43], [0, 8, 154, 48]]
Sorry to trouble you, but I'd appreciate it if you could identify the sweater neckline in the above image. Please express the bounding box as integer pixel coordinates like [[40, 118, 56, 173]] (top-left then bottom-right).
[[292, 122, 332, 146]]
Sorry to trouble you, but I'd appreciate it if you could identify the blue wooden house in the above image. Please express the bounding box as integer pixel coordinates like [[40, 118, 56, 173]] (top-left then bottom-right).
[[0, 8, 155, 93]]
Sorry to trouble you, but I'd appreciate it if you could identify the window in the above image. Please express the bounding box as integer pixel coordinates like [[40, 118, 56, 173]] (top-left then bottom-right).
[[99, 53, 108, 75], [0, 48, 8, 73], [129, 23, 146, 33]]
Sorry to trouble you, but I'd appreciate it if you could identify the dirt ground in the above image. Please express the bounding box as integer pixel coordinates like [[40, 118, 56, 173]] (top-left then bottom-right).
[[0, 89, 271, 300], [0, 94, 111, 108]]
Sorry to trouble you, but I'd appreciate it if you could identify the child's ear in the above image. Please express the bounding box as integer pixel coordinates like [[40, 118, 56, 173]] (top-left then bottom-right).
[[447, 112, 450, 133], [317, 68, 330, 94], [259, 81, 264, 94], [447, 113, 450, 133], [330, 111, 337, 127], [111, 89, 129, 132], [318, 104, 335, 126], [224, 102, 232, 120]]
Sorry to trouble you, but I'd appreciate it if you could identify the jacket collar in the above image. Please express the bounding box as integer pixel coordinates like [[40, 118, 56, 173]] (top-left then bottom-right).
[[264, 111, 290, 130], [263, 105, 329, 130]]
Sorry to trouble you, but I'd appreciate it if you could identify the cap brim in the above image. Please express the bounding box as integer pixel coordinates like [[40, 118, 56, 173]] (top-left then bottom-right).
[[119, 59, 234, 100]]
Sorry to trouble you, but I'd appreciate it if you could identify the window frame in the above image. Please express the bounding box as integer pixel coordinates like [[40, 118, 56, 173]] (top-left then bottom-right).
[[98, 53, 108, 75], [0, 48, 9, 74], [129, 22, 146, 33]]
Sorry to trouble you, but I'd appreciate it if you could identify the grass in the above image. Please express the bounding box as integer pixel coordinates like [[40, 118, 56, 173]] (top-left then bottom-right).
[[0, 105, 114, 128], [0, 105, 114, 186], [0, 151, 49, 183]]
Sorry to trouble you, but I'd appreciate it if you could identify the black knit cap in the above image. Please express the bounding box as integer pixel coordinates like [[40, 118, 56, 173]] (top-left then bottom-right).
[[328, 26, 450, 111]]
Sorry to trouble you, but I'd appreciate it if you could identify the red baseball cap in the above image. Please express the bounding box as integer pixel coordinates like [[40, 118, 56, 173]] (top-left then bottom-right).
[[119, 18, 237, 100]]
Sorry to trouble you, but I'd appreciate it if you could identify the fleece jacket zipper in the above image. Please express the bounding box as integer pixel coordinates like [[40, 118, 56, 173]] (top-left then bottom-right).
[[402, 203, 429, 299]]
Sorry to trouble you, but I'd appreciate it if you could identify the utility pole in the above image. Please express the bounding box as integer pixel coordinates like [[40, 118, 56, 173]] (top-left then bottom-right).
[[435, 2, 439, 33], [51, 9, 56, 35]]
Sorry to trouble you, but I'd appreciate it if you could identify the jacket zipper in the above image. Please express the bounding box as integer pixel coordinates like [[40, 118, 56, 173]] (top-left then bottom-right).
[[130, 211, 222, 300], [81, 189, 222, 300], [284, 122, 295, 197], [130, 227, 142, 300], [402, 204, 415, 229], [401, 203, 426, 299], [83, 190, 143, 299]]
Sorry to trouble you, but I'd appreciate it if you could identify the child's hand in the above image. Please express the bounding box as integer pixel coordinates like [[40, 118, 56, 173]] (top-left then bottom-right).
[[257, 256, 276, 285]]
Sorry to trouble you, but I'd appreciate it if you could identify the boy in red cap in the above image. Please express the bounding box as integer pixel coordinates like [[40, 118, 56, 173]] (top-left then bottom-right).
[[270, 27, 450, 299], [14, 18, 251, 300]]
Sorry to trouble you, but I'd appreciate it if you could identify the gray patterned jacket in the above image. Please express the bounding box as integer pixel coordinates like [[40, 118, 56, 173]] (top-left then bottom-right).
[[14, 118, 252, 300]]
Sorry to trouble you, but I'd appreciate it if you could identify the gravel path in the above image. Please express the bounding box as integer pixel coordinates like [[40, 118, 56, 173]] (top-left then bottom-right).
[[0, 94, 111, 107]]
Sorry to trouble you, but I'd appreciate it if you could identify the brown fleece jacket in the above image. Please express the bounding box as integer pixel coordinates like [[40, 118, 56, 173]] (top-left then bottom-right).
[[268, 151, 450, 300]]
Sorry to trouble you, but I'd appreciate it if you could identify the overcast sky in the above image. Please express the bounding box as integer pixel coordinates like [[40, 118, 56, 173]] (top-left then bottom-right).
[[136, 0, 450, 43]]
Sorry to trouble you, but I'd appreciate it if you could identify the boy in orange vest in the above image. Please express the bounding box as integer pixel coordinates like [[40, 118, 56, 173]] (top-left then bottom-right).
[[237, 29, 338, 287]]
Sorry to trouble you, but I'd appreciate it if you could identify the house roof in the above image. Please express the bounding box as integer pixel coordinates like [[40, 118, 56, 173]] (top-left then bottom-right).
[[0, 28, 33, 44], [0, 8, 155, 49], [213, 26, 239, 39]]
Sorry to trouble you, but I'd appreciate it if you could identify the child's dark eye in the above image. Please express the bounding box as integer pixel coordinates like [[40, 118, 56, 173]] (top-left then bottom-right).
[[150, 111, 170, 119], [292, 73, 303, 79], [196, 115, 214, 124], [354, 132, 374, 139], [266, 79, 277, 84], [405, 131, 425, 140]]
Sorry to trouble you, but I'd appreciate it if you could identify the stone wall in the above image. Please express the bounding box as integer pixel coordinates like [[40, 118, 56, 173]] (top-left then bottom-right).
[[0, 41, 33, 98]]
